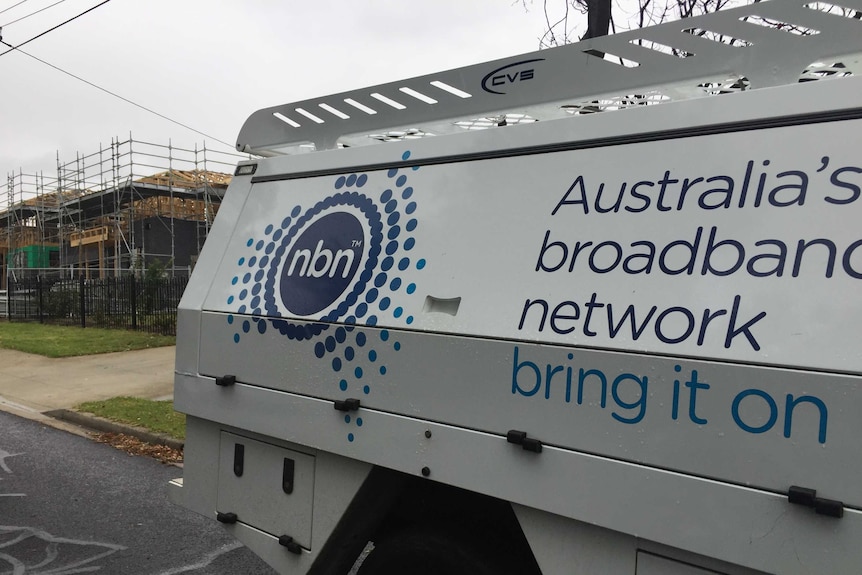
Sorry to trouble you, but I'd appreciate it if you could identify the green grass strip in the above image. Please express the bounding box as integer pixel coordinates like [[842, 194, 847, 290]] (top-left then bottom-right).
[[0, 322, 174, 357], [76, 396, 185, 440]]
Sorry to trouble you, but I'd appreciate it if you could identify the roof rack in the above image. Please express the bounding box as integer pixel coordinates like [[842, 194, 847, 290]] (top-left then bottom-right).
[[237, 0, 862, 154]]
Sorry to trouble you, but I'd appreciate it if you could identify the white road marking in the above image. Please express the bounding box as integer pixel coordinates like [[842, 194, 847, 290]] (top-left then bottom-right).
[[0, 448, 22, 474], [0, 526, 125, 574], [151, 541, 244, 574]]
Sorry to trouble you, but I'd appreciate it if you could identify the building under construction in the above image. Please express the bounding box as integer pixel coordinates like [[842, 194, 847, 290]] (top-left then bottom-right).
[[0, 137, 246, 288]]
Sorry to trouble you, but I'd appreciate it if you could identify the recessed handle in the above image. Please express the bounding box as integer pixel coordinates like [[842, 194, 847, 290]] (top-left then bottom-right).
[[283, 458, 295, 495], [423, 296, 461, 316], [233, 444, 244, 477]]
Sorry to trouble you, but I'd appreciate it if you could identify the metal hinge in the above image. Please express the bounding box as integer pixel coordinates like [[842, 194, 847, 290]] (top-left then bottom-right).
[[507, 429, 543, 453], [788, 485, 844, 518], [278, 535, 303, 554], [334, 398, 360, 412], [216, 374, 236, 387]]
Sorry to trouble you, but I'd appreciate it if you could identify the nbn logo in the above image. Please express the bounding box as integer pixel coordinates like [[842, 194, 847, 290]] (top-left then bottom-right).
[[281, 211, 364, 316], [287, 239, 360, 279]]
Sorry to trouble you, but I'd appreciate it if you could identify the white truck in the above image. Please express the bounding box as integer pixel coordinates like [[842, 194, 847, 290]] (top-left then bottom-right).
[[169, 2, 862, 573]]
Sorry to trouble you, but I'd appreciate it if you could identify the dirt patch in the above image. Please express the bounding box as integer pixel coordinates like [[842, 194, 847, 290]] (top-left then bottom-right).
[[94, 432, 183, 465]]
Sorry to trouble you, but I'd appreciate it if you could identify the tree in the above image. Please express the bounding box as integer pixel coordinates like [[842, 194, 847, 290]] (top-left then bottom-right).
[[514, 1, 859, 116], [524, 1, 861, 48], [524, 0, 744, 48], [582, 0, 612, 39]]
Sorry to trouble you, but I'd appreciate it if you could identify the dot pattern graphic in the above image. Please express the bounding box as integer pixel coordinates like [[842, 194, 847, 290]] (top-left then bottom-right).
[[224, 151, 423, 442]]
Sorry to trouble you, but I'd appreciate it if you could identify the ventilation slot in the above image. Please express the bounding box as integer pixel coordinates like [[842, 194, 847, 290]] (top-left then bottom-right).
[[295, 108, 325, 124], [319, 103, 350, 119], [454, 114, 537, 130], [399, 87, 438, 104], [697, 76, 750, 95], [682, 27, 752, 47], [631, 39, 693, 58], [583, 49, 639, 67], [273, 112, 300, 128], [429, 80, 472, 98], [370, 93, 407, 110], [804, 2, 862, 19], [561, 92, 670, 115], [344, 98, 377, 115], [799, 61, 852, 82], [740, 15, 820, 35], [369, 129, 433, 142]]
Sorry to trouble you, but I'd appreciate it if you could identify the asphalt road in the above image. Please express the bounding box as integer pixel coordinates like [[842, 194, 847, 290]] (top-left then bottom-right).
[[0, 410, 278, 575]]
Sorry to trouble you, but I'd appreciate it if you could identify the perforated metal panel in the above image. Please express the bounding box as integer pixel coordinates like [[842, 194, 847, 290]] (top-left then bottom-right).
[[237, 0, 862, 153]]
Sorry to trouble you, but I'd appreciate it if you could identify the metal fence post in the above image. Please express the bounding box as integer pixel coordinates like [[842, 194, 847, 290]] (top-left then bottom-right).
[[79, 275, 86, 329], [5, 271, 9, 323], [38, 276, 44, 324], [130, 275, 137, 330]]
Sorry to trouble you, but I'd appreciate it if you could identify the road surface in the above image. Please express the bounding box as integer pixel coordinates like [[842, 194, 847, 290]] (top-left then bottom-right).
[[0, 410, 278, 574]]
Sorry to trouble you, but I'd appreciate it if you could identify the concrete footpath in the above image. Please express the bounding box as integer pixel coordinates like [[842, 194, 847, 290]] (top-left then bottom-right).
[[0, 346, 178, 445]]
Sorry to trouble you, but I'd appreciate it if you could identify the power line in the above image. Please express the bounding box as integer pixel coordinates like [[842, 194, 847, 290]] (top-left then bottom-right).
[[1, 0, 71, 28], [0, 0, 111, 57], [0, 40, 236, 150], [0, 0, 235, 150], [0, 0, 32, 17]]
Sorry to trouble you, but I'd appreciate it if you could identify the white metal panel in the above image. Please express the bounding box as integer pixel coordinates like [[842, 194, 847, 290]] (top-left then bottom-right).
[[216, 432, 315, 548], [236, 0, 862, 152], [197, 314, 862, 511], [176, 176, 254, 377], [177, 6, 862, 574], [205, 116, 862, 374], [173, 375, 862, 575], [245, 74, 862, 185], [513, 505, 638, 575], [176, 417, 373, 575], [637, 553, 724, 575]]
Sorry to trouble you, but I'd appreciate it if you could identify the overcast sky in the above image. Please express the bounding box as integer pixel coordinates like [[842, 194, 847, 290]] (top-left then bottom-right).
[[0, 0, 556, 177]]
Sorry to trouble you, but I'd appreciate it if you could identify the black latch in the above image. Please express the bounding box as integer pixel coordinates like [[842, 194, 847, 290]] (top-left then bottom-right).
[[216, 511, 238, 524], [788, 486, 843, 518], [216, 374, 236, 387], [278, 535, 303, 554], [334, 398, 360, 412], [522, 438, 543, 453], [506, 430, 527, 444], [788, 486, 816, 507], [815, 497, 844, 518], [506, 429, 542, 453]]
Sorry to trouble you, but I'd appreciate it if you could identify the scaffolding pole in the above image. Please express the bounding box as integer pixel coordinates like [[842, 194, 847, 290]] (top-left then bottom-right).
[[0, 136, 243, 281]]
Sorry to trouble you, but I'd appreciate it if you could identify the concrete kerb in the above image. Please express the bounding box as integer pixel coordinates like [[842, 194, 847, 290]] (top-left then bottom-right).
[[46, 409, 185, 452], [0, 346, 180, 452]]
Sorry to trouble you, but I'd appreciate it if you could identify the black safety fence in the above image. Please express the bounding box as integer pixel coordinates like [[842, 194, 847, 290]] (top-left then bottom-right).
[[3, 276, 188, 336]]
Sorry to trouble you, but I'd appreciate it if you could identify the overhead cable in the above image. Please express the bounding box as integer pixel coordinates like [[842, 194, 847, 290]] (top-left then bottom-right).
[[0, 40, 236, 150], [0, 0, 32, 17], [0, 0, 112, 57], [1, 0, 72, 29]]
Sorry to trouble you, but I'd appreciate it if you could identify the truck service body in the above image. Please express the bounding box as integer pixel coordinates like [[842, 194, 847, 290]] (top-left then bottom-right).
[[170, 2, 862, 573]]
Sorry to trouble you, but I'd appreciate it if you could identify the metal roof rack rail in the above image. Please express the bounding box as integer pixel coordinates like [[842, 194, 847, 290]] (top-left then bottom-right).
[[237, 0, 862, 154]]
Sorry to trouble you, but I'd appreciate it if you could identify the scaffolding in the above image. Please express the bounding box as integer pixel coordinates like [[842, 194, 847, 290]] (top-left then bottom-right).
[[0, 136, 246, 287]]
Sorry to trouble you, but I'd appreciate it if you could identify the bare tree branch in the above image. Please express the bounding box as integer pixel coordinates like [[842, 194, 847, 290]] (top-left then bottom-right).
[[529, 0, 754, 49]]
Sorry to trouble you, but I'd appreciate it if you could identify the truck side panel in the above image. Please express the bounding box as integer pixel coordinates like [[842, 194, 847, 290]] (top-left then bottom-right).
[[175, 373, 862, 575], [204, 119, 862, 373]]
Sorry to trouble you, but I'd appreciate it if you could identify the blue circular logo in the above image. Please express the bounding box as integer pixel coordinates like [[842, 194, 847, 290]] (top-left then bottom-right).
[[264, 192, 384, 323], [281, 212, 364, 315]]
